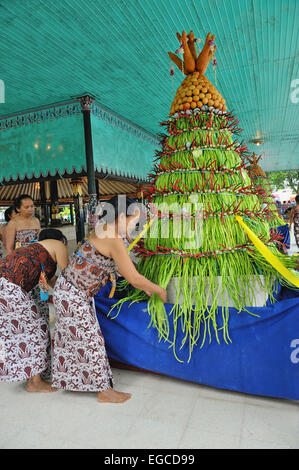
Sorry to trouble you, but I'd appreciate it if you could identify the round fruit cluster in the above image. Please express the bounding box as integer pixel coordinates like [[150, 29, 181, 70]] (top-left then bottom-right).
[[170, 72, 227, 116]]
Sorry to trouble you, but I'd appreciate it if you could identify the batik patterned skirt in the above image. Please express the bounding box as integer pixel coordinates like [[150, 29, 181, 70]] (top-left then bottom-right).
[[0, 278, 51, 382], [52, 274, 114, 392]]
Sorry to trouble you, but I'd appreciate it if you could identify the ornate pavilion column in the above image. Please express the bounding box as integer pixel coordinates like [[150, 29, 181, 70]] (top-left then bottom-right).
[[80, 95, 98, 233], [49, 180, 61, 226], [70, 177, 85, 244], [39, 180, 49, 226]]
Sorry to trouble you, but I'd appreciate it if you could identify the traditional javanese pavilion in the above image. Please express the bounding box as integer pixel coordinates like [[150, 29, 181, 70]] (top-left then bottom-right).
[[0, 95, 156, 241], [0, 2, 298, 243], [0, 0, 299, 401]]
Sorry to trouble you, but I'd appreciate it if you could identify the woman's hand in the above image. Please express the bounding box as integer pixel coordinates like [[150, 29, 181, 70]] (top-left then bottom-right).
[[145, 287, 167, 303], [157, 287, 167, 303]]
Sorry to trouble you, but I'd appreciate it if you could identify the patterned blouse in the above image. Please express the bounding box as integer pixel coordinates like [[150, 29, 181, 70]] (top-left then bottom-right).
[[0, 243, 57, 293], [15, 229, 39, 249], [61, 240, 117, 297]]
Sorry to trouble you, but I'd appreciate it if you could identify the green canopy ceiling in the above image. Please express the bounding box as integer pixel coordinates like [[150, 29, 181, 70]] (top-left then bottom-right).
[[0, 0, 298, 172], [0, 100, 157, 182]]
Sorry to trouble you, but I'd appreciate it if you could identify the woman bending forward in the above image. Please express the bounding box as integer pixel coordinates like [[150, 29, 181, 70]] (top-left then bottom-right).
[[52, 196, 166, 404], [0, 229, 68, 392]]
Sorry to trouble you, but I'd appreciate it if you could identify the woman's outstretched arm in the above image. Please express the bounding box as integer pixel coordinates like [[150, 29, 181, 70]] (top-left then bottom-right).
[[109, 238, 167, 302]]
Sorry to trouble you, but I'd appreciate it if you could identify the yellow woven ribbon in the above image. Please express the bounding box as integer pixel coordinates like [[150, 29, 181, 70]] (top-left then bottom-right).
[[126, 219, 155, 253], [236, 216, 299, 288]]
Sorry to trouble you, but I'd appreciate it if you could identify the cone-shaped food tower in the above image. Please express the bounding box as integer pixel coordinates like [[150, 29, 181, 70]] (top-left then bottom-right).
[[112, 31, 298, 361], [246, 153, 283, 230]]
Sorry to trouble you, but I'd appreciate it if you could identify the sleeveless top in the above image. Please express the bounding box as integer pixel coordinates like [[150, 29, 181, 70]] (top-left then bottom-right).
[[0, 243, 57, 293], [61, 240, 117, 297], [15, 229, 39, 249]]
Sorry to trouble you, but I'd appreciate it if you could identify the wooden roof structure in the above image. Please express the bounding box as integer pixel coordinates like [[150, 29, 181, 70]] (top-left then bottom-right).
[[0, 177, 144, 206]]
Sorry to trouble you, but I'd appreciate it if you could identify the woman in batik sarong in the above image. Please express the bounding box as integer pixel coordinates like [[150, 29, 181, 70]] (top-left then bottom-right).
[[290, 195, 299, 252], [0, 229, 68, 392], [52, 196, 166, 404], [5, 194, 40, 254]]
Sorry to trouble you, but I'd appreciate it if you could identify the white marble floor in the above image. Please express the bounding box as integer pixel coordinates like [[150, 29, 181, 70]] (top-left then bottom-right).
[[0, 229, 298, 450], [0, 368, 298, 449]]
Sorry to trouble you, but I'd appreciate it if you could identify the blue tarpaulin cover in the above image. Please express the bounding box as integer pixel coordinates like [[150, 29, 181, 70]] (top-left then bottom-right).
[[95, 282, 299, 400], [276, 224, 291, 251]]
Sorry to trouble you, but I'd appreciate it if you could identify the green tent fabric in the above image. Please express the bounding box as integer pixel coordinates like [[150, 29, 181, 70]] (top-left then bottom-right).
[[0, 101, 157, 182], [91, 104, 158, 180], [0, 0, 298, 172], [0, 103, 85, 182]]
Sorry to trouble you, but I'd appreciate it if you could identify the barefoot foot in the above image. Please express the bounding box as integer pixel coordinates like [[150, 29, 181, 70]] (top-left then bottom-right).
[[26, 375, 58, 393], [97, 388, 131, 403]]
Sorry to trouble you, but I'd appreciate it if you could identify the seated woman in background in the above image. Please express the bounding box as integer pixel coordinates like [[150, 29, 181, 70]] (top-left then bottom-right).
[[52, 196, 166, 404], [4, 195, 46, 320], [0, 229, 69, 392], [5, 194, 40, 255]]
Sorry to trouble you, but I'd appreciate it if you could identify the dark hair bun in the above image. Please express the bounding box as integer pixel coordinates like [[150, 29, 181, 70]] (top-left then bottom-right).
[[38, 228, 68, 245], [4, 206, 15, 222], [98, 195, 139, 224]]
